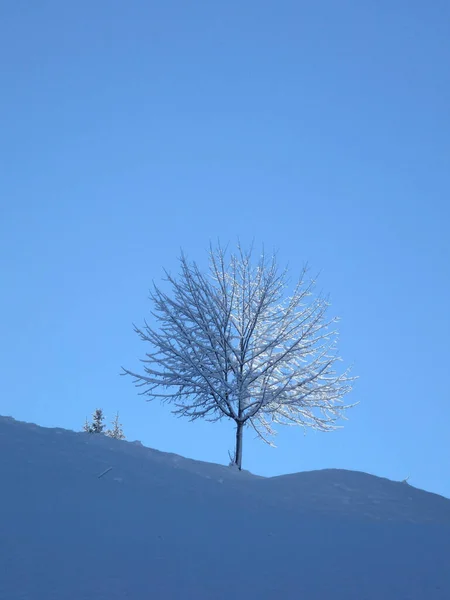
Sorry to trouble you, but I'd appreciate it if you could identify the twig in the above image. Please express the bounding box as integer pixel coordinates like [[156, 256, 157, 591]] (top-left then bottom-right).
[[97, 467, 113, 479]]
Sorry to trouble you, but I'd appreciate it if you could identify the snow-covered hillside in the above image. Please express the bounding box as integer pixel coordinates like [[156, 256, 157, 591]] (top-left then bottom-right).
[[1, 416, 449, 599]]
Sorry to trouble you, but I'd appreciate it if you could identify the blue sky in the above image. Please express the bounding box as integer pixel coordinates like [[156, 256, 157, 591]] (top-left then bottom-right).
[[1, 1, 449, 497]]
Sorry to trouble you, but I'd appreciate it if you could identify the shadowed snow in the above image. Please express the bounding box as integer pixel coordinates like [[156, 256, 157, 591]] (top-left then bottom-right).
[[1, 416, 449, 599]]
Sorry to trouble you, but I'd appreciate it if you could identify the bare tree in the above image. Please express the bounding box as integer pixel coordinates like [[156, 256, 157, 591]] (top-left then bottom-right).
[[123, 243, 355, 470]]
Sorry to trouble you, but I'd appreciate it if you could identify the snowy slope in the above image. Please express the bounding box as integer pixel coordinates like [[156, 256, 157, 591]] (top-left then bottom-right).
[[1, 416, 449, 600]]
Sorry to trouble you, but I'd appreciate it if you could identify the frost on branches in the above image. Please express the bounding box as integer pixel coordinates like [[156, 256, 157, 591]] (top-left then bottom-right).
[[123, 243, 356, 470]]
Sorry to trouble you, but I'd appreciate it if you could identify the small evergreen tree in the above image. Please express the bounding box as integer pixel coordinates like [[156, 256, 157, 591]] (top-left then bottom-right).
[[83, 408, 105, 434], [91, 408, 105, 433], [106, 412, 125, 440], [83, 418, 93, 433]]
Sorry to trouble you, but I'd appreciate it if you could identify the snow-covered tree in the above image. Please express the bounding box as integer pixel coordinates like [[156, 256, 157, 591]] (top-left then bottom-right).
[[106, 412, 125, 440], [123, 243, 355, 470]]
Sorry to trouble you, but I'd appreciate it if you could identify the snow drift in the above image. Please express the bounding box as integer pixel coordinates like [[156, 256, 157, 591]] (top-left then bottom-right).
[[0, 415, 449, 599]]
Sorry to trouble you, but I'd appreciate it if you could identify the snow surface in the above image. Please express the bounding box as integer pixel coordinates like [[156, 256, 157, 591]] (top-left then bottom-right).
[[1, 415, 449, 599]]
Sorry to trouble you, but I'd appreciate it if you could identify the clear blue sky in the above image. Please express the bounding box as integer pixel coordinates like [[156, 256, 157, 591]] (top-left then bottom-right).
[[1, 1, 449, 497]]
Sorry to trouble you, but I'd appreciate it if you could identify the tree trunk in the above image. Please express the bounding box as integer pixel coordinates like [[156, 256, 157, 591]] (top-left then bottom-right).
[[235, 421, 244, 470]]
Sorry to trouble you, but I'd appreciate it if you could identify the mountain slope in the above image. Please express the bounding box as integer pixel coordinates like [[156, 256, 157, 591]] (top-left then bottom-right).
[[1, 416, 449, 599]]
